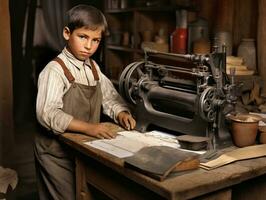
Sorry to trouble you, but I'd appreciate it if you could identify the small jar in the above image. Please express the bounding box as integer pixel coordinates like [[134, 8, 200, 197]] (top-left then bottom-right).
[[237, 38, 257, 71], [192, 28, 210, 54]]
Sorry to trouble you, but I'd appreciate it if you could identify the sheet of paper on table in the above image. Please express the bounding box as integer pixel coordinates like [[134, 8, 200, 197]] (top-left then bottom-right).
[[85, 130, 206, 158]]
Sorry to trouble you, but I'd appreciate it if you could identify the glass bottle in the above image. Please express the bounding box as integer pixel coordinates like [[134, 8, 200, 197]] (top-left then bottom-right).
[[170, 10, 187, 54]]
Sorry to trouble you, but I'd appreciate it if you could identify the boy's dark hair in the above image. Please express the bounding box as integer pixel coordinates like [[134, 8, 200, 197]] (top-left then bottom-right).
[[65, 4, 108, 35]]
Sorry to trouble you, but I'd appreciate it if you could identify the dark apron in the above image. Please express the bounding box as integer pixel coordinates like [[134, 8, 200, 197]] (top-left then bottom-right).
[[34, 57, 102, 200]]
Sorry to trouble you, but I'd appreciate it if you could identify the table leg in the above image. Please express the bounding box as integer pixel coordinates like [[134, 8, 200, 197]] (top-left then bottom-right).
[[76, 157, 93, 200]]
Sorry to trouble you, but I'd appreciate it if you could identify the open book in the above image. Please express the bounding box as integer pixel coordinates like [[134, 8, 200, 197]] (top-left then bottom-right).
[[124, 146, 200, 181]]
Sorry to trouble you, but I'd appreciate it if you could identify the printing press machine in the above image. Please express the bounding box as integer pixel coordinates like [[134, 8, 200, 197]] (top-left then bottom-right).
[[119, 47, 239, 149]]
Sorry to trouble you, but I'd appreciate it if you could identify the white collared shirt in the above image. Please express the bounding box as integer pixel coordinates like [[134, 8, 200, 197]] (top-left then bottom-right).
[[36, 48, 129, 133]]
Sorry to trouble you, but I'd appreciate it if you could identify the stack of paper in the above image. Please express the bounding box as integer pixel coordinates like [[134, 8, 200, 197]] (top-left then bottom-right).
[[85, 130, 205, 158], [226, 56, 254, 76]]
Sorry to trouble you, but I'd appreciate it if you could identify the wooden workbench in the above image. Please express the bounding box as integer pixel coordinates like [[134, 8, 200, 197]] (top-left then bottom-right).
[[59, 133, 266, 200]]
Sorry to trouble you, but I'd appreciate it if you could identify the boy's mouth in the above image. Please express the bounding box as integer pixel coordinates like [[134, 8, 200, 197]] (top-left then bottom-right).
[[80, 52, 90, 56]]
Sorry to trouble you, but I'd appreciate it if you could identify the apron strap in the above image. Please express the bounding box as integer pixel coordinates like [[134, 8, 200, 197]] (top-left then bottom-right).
[[53, 57, 100, 82], [89, 59, 99, 81], [53, 57, 75, 83]]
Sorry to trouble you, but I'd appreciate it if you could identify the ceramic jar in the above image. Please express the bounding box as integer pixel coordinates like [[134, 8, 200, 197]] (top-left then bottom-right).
[[237, 38, 257, 71], [188, 18, 209, 53], [192, 28, 210, 54]]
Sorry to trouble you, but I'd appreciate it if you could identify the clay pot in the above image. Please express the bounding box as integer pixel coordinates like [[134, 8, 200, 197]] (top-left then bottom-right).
[[259, 132, 266, 144], [229, 114, 261, 147]]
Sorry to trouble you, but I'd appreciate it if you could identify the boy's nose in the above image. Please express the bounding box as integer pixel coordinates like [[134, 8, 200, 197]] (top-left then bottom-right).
[[85, 40, 92, 49]]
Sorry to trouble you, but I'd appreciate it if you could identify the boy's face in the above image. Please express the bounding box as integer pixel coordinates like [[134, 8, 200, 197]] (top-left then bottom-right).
[[63, 26, 102, 61]]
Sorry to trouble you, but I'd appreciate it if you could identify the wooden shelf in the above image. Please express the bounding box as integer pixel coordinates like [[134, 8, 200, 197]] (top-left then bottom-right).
[[104, 2, 181, 82]]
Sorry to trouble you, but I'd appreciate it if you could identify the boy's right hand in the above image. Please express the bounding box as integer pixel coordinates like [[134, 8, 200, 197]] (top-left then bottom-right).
[[85, 123, 117, 139]]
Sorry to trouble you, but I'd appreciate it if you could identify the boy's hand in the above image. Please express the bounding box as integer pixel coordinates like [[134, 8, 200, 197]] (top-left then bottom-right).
[[117, 111, 136, 130], [85, 123, 117, 139]]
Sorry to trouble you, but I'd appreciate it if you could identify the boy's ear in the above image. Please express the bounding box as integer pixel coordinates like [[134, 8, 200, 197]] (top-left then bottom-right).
[[63, 27, 71, 40]]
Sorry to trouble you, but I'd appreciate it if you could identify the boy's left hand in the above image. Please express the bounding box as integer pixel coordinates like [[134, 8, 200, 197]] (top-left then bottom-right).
[[117, 111, 136, 130]]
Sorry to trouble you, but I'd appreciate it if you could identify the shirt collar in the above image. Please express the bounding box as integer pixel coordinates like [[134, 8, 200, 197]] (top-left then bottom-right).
[[62, 47, 92, 70]]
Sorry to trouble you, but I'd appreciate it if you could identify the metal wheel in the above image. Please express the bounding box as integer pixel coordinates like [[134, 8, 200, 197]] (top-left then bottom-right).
[[199, 87, 217, 122], [119, 61, 139, 102], [118, 61, 145, 104]]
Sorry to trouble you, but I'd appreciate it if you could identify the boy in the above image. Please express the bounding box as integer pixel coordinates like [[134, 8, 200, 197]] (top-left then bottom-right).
[[34, 5, 136, 200]]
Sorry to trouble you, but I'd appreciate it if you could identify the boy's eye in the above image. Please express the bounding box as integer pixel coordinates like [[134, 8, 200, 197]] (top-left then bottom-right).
[[78, 35, 87, 39], [92, 38, 101, 44]]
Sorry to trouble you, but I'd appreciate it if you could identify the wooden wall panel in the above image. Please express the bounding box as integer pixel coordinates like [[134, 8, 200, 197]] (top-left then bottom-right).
[[0, 0, 15, 165], [197, 0, 218, 34], [214, 0, 234, 33], [257, 0, 266, 96], [232, 0, 258, 50]]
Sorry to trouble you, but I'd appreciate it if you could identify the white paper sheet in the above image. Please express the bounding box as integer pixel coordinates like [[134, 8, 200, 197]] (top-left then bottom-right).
[[85, 130, 205, 158]]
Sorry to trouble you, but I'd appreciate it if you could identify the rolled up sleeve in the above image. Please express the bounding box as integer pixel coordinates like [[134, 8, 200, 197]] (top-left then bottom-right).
[[36, 63, 73, 134]]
